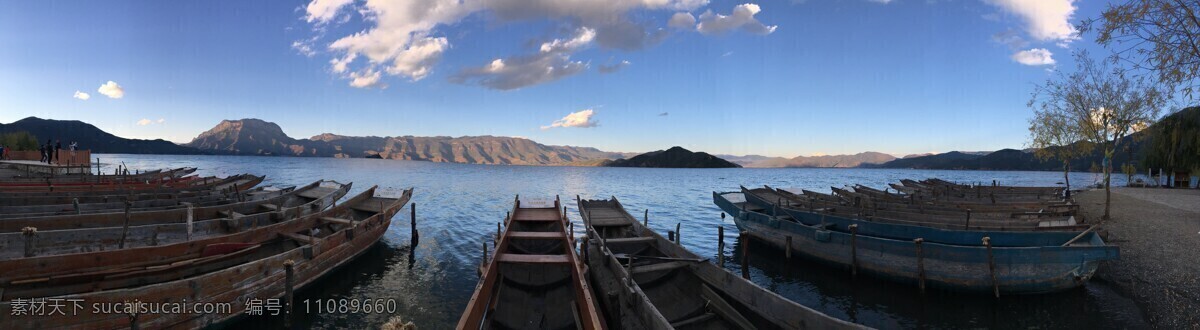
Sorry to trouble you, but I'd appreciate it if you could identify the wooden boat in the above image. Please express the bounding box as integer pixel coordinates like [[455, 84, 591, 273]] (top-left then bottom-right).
[[0, 185, 280, 219], [0, 174, 262, 198], [743, 188, 1092, 244], [0, 186, 410, 329], [0, 181, 352, 259], [714, 191, 1119, 294], [0, 184, 250, 207], [0, 167, 197, 183], [0, 174, 262, 193], [578, 196, 865, 329], [0, 186, 409, 286], [457, 196, 604, 330], [0, 181, 338, 233], [750, 187, 1081, 230]]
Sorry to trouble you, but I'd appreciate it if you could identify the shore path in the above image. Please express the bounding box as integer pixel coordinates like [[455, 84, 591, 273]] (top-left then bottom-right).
[[1079, 187, 1200, 328]]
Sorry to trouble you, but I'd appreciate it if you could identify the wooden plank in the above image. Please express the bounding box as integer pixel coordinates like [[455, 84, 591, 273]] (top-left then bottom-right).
[[259, 204, 279, 211], [319, 217, 354, 226], [603, 237, 655, 244], [507, 231, 561, 239], [496, 253, 570, 264], [513, 208, 561, 221], [280, 232, 314, 244], [630, 261, 691, 274], [701, 284, 758, 330]]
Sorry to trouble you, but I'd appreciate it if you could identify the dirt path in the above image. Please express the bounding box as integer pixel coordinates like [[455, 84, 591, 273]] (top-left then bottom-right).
[[1078, 187, 1200, 328]]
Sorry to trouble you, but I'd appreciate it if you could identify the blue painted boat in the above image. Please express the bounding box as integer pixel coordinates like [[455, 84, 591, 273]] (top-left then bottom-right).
[[740, 186, 1090, 246], [714, 191, 1119, 295]]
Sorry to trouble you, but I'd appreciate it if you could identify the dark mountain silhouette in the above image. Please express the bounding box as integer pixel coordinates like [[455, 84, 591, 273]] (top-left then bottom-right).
[[0, 117, 200, 154], [606, 146, 741, 168]]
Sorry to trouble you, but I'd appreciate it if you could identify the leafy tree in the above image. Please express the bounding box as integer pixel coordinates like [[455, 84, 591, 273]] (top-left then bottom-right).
[[1085, 0, 1200, 100], [1031, 51, 1165, 220], [1143, 107, 1200, 176], [1028, 108, 1093, 191], [0, 131, 39, 151]]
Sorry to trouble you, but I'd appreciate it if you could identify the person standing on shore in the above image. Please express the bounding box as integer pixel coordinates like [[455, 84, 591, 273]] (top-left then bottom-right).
[[69, 141, 77, 164], [39, 142, 47, 163], [53, 140, 61, 164]]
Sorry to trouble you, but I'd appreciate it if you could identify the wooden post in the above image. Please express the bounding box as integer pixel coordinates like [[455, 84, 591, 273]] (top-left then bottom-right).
[[740, 231, 749, 279], [284, 259, 296, 328], [186, 205, 194, 241], [22, 227, 37, 258], [410, 203, 418, 242], [964, 209, 972, 229], [984, 237, 999, 298], [914, 238, 926, 293], [785, 236, 792, 260], [481, 240, 489, 275], [73, 198, 81, 215], [849, 224, 858, 278], [644, 209, 649, 227], [717, 226, 725, 267], [119, 201, 132, 249], [496, 222, 501, 244], [675, 222, 681, 245]]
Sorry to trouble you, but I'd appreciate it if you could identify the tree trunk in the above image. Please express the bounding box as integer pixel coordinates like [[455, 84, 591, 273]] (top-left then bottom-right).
[[1104, 150, 1113, 220], [1064, 159, 1072, 192]]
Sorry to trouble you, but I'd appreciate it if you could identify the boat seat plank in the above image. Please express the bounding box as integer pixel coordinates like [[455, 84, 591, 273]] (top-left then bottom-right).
[[507, 231, 562, 239], [588, 216, 631, 227], [671, 313, 717, 328], [259, 204, 279, 211], [604, 237, 655, 245], [297, 187, 336, 199], [350, 197, 391, 212], [513, 209, 561, 222], [701, 284, 758, 330], [496, 253, 570, 264], [280, 232, 315, 243], [319, 217, 354, 226], [630, 261, 692, 274]]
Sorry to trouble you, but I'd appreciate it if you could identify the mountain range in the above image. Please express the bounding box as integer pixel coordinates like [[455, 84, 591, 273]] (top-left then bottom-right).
[[0, 117, 199, 154], [719, 152, 897, 168], [606, 147, 741, 168], [185, 118, 630, 166]]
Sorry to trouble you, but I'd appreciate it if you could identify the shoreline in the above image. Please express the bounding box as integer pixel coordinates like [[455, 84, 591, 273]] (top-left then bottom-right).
[[1080, 187, 1200, 328]]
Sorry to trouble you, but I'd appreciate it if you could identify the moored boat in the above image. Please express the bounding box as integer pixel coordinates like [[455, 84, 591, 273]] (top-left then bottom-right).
[[714, 191, 1119, 295], [579, 196, 866, 329], [0, 186, 411, 329], [457, 196, 604, 329]]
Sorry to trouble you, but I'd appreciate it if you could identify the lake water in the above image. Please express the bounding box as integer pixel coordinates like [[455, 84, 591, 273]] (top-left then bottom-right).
[[93, 154, 1142, 329]]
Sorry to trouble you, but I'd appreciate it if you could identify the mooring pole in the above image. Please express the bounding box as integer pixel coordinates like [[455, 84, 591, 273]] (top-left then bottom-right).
[[410, 203, 418, 242], [915, 238, 926, 293], [644, 209, 648, 227], [849, 224, 859, 278], [785, 236, 792, 260], [118, 201, 132, 249], [717, 225, 725, 267], [675, 222, 681, 245], [22, 227, 37, 258], [984, 237, 999, 298], [740, 231, 750, 279], [496, 222, 501, 244], [73, 198, 80, 215]]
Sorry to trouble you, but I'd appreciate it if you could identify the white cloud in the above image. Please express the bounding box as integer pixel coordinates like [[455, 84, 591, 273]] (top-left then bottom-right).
[[304, 0, 354, 24], [348, 69, 386, 89], [97, 81, 124, 99], [598, 60, 631, 74], [1011, 48, 1055, 65], [539, 27, 596, 53], [668, 12, 696, 29], [868, 0, 893, 3], [452, 27, 595, 90], [136, 118, 166, 126], [541, 109, 599, 130], [299, 0, 752, 89], [982, 0, 1078, 42], [72, 91, 90, 100], [697, 4, 777, 35]]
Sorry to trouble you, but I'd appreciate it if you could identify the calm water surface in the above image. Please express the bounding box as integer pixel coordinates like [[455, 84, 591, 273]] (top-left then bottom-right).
[[94, 154, 1142, 329]]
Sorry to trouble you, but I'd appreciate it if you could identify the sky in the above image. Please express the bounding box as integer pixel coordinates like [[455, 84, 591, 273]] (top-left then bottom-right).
[[0, 0, 1116, 157]]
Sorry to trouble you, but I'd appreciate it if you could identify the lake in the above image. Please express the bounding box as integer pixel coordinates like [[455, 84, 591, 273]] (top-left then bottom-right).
[[93, 154, 1142, 329]]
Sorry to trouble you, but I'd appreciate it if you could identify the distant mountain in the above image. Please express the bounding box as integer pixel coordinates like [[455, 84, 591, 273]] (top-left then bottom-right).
[[186, 118, 627, 165], [717, 152, 895, 168], [716, 154, 785, 167], [0, 117, 200, 154], [606, 146, 741, 168]]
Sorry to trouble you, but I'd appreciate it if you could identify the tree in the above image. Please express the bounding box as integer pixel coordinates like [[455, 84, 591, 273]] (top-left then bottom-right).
[[0, 131, 39, 151], [1143, 107, 1200, 176], [1086, 0, 1200, 100], [1031, 52, 1165, 220], [1028, 108, 1093, 192]]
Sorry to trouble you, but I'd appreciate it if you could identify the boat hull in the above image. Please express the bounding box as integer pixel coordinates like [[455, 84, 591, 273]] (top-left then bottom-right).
[[715, 192, 1118, 294]]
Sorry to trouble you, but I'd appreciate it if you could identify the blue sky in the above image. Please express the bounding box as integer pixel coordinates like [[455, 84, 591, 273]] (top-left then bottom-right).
[[0, 0, 1111, 157]]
